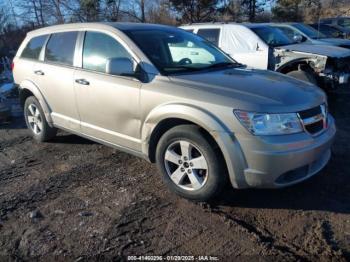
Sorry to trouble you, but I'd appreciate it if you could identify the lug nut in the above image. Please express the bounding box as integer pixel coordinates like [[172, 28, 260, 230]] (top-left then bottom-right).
[[178, 160, 183, 164], [187, 169, 192, 174], [190, 162, 193, 167], [184, 156, 188, 161], [181, 168, 185, 172]]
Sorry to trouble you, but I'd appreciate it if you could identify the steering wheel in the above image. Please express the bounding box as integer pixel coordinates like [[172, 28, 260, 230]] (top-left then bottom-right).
[[178, 58, 192, 65]]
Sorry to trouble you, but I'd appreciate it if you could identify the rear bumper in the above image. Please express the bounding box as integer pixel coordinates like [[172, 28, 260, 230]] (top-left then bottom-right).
[[219, 115, 336, 189]]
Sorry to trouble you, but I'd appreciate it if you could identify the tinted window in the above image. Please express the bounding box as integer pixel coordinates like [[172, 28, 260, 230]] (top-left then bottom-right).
[[338, 18, 350, 28], [197, 29, 220, 46], [293, 24, 326, 39], [45, 32, 78, 65], [276, 26, 298, 39], [311, 24, 343, 38], [252, 26, 294, 47], [83, 32, 132, 74], [21, 35, 48, 60]]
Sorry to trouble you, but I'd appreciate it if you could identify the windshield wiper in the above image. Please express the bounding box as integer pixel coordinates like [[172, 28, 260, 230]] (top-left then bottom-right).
[[203, 62, 244, 69]]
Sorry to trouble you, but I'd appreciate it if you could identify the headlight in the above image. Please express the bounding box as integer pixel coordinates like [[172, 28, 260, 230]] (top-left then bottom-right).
[[234, 110, 303, 135]]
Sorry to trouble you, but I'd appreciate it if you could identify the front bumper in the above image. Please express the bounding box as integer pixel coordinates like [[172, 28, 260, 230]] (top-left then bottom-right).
[[220, 114, 336, 189], [0, 103, 10, 120]]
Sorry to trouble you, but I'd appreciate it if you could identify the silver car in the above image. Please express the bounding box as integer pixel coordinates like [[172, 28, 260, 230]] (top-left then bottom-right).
[[13, 23, 336, 201]]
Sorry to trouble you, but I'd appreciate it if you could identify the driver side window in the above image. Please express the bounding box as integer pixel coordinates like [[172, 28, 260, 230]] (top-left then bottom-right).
[[83, 31, 132, 75], [278, 27, 297, 39]]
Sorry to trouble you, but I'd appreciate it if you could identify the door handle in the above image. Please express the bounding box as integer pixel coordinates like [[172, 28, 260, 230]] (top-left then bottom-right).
[[75, 79, 90, 85], [34, 70, 45, 75]]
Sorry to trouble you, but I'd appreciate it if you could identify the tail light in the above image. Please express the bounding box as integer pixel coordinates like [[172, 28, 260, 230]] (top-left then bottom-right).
[[11, 62, 14, 71]]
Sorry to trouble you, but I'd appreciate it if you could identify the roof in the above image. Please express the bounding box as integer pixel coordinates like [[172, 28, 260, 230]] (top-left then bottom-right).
[[27, 22, 179, 36], [181, 22, 248, 29]]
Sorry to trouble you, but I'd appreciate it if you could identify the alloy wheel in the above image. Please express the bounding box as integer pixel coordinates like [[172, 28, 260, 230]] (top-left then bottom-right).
[[26, 104, 43, 135], [164, 140, 209, 191]]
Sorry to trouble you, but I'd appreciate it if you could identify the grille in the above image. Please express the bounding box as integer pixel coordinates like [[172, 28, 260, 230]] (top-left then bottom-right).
[[298, 106, 321, 119], [298, 105, 327, 135], [305, 121, 324, 134]]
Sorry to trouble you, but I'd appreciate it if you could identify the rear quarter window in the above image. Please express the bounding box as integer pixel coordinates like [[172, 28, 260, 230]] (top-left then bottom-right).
[[21, 35, 48, 60], [197, 29, 220, 46], [45, 31, 78, 66]]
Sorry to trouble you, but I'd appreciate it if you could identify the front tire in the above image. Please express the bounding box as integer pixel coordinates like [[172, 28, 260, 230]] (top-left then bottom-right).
[[156, 125, 226, 201], [24, 96, 57, 142]]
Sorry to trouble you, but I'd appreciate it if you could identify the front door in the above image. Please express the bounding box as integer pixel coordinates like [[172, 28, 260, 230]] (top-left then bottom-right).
[[74, 31, 142, 151]]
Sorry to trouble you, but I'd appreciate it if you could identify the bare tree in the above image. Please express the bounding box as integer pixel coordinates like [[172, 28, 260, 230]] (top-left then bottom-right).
[[104, 0, 123, 21], [168, 0, 220, 23], [0, 7, 8, 34]]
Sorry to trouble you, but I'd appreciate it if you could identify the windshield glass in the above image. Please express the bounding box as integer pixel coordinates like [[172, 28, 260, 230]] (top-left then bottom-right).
[[251, 26, 294, 47], [293, 23, 327, 39], [122, 28, 236, 75]]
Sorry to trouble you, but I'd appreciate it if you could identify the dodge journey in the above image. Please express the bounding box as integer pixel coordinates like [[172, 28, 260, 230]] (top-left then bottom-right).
[[13, 23, 336, 201]]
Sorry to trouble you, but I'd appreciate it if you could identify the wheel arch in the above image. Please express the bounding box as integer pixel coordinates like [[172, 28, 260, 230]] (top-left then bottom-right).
[[19, 80, 54, 126], [142, 104, 230, 161], [276, 58, 314, 74]]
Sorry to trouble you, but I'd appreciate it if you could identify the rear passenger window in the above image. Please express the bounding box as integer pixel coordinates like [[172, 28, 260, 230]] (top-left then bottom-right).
[[82, 31, 132, 74], [45, 32, 78, 66], [197, 29, 220, 46], [21, 35, 48, 60]]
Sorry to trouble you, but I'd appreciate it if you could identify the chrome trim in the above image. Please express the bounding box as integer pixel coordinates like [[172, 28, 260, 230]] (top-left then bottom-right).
[[297, 104, 327, 136]]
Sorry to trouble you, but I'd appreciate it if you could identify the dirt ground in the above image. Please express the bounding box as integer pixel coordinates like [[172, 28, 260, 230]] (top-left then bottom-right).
[[0, 91, 350, 261]]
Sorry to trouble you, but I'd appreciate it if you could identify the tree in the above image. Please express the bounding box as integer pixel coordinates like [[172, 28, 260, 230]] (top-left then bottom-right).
[[104, 0, 123, 22], [169, 0, 220, 23], [272, 0, 303, 22], [148, 0, 177, 24], [241, 0, 267, 21], [272, 0, 322, 22], [78, 0, 101, 22], [0, 8, 8, 34], [220, 0, 269, 22]]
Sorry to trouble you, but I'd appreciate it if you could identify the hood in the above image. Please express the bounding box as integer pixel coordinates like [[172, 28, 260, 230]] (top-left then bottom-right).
[[168, 68, 325, 113], [319, 38, 350, 48], [277, 43, 350, 58]]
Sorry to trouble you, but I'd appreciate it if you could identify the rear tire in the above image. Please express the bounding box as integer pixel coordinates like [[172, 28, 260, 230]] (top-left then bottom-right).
[[24, 96, 57, 142], [156, 125, 226, 201], [286, 70, 318, 86]]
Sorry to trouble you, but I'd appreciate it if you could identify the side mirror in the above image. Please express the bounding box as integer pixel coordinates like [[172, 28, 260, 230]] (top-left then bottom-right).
[[293, 34, 303, 43], [106, 57, 134, 76]]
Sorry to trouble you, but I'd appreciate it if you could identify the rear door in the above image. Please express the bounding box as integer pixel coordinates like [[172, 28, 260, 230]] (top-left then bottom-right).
[[33, 31, 80, 131], [73, 31, 142, 151]]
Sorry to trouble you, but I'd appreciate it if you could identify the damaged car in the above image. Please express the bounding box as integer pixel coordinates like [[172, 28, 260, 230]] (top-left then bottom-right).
[[272, 23, 350, 49], [181, 23, 350, 89]]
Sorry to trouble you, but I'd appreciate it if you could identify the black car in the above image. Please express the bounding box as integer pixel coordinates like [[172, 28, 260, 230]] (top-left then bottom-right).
[[318, 17, 350, 39], [309, 23, 348, 39]]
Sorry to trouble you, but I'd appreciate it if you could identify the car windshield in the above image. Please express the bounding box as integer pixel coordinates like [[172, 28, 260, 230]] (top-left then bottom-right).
[[293, 23, 327, 39], [251, 26, 295, 47], [122, 28, 238, 75]]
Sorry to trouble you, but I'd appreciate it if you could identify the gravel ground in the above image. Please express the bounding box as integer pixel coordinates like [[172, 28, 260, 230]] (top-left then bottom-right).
[[0, 91, 349, 261]]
